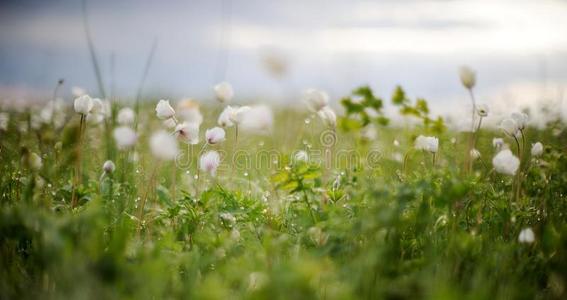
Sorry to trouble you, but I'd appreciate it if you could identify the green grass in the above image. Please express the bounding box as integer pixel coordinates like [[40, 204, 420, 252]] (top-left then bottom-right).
[[1, 99, 566, 299]]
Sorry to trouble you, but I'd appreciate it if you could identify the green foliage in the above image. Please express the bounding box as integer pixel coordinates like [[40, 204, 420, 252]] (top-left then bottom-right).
[[391, 85, 446, 134], [0, 101, 566, 299], [339, 85, 389, 131]]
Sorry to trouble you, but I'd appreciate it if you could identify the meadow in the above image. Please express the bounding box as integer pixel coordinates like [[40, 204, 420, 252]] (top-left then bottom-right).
[[0, 71, 566, 299]]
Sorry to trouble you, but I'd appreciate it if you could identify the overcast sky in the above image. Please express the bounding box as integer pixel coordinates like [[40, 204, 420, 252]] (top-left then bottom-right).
[[1, 0, 567, 119]]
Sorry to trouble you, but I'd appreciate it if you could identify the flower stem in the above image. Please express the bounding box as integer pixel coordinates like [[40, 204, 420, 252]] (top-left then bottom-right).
[[71, 114, 85, 209]]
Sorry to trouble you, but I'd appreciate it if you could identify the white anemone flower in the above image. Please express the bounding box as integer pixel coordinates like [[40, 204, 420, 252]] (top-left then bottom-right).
[[511, 112, 529, 130], [518, 227, 535, 244], [239, 105, 274, 134], [163, 118, 177, 129], [205, 127, 226, 144], [415, 135, 439, 153], [177, 99, 203, 125], [174, 122, 200, 145], [103, 160, 116, 173], [531, 142, 543, 157], [492, 149, 520, 176], [218, 106, 236, 127], [150, 130, 179, 161], [200, 150, 221, 176], [74, 95, 93, 114], [90, 98, 104, 114], [117, 107, 135, 125], [155, 99, 176, 120], [317, 106, 337, 128], [459, 66, 476, 89], [476, 104, 488, 117], [303, 88, 329, 112], [214, 82, 234, 103], [113, 126, 137, 150], [492, 138, 505, 149], [229, 106, 252, 125], [500, 118, 520, 137], [470, 148, 481, 160]]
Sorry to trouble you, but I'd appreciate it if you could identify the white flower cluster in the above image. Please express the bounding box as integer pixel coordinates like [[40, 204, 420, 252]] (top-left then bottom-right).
[[303, 88, 337, 128]]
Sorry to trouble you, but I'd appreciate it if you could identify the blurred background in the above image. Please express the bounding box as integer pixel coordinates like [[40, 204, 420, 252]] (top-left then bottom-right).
[[1, 0, 567, 121]]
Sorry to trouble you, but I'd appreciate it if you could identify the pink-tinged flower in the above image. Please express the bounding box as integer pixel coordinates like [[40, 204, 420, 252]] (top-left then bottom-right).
[[239, 105, 273, 134], [155, 99, 176, 120], [174, 122, 199, 145], [218, 106, 236, 127], [205, 127, 226, 144], [200, 150, 221, 176], [113, 126, 137, 150]]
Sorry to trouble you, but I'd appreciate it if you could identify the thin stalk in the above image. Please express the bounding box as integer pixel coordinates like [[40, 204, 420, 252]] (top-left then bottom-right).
[[302, 189, 317, 224], [82, 0, 106, 98], [134, 38, 158, 130], [71, 114, 86, 208]]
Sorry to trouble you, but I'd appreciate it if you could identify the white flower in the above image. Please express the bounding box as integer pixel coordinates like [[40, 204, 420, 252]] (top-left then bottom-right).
[[476, 104, 488, 117], [74, 95, 93, 114], [492, 149, 520, 176], [205, 127, 226, 144], [90, 98, 104, 114], [200, 150, 221, 176], [0, 112, 9, 131], [219, 212, 236, 224], [459, 66, 476, 89], [470, 148, 481, 160], [218, 106, 236, 127], [163, 118, 177, 129], [492, 138, 504, 149], [393, 139, 400, 147], [29, 152, 43, 170], [71, 86, 86, 97], [214, 82, 234, 103], [150, 130, 179, 161], [103, 160, 115, 173], [155, 99, 176, 120], [174, 122, 200, 145], [239, 105, 274, 134], [317, 106, 337, 128], [113, 126, 137, 150], [531, 142, 543, 157], [229, 106, 252, 125], [415, 135, 439, 153], [294, 150, 309, 162], [177, 99, 203, 125], [117, 107, 135, 125], [303, 88, 329, 112], [500, 118, 520, 136], [511, 112, 528, 130], [392, 152, 403, 162], [518, 227, 535, 244]]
